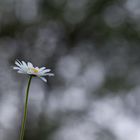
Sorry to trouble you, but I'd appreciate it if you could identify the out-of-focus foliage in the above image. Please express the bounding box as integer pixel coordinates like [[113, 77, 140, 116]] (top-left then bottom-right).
[[0, 0, 140, 140]]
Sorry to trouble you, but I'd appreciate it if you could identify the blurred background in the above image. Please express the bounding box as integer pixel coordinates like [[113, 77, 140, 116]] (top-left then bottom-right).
[[0, 0, 140, 140]]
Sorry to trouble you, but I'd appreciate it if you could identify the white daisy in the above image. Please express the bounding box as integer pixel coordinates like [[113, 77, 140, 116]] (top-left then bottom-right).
[[13, 60, 54, 82]]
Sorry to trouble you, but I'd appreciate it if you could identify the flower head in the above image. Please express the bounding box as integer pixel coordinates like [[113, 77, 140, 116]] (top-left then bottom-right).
[[13, 60, 54, 82]]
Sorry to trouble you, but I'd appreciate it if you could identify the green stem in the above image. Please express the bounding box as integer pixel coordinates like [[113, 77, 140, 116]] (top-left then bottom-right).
[[20, 76, 32, 140]]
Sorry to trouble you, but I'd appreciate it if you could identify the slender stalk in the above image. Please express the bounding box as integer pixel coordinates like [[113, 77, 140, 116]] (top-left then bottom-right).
[[20, 76, 32, 140]]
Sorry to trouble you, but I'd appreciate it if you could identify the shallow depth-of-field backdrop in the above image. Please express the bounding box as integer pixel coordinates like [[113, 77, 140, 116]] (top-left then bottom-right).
[[0, 0, 140, 140]]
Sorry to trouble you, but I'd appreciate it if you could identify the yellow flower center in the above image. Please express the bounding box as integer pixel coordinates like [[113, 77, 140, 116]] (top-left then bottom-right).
[[31, 68, 39, 73]]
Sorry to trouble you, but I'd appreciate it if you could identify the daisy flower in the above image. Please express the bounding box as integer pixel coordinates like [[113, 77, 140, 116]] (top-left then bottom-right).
[[13, 60, 54, 82], [13, 60, 54, 140]]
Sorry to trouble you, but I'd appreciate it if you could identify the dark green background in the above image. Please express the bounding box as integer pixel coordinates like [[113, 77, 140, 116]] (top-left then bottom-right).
[[0, 0, 139, 140]]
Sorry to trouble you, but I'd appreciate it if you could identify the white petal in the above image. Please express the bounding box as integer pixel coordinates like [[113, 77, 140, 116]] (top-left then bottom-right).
[[46, 73, 54, 76], [27, 71, 32, 75], [41, 69, 51, 73], [16, 60, 22, 65], [39, 67, 46, 71], [37, 73, 45, 76], [35, 67, 40, 71], [18, 64, 28, 73], [13, 66, 21, 70], [28, 62, 33, 68], [17, 70, 25, 74], [22, 61, 28, 68], [40, 77, 47, 82], [15, 61, 22, 67]]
